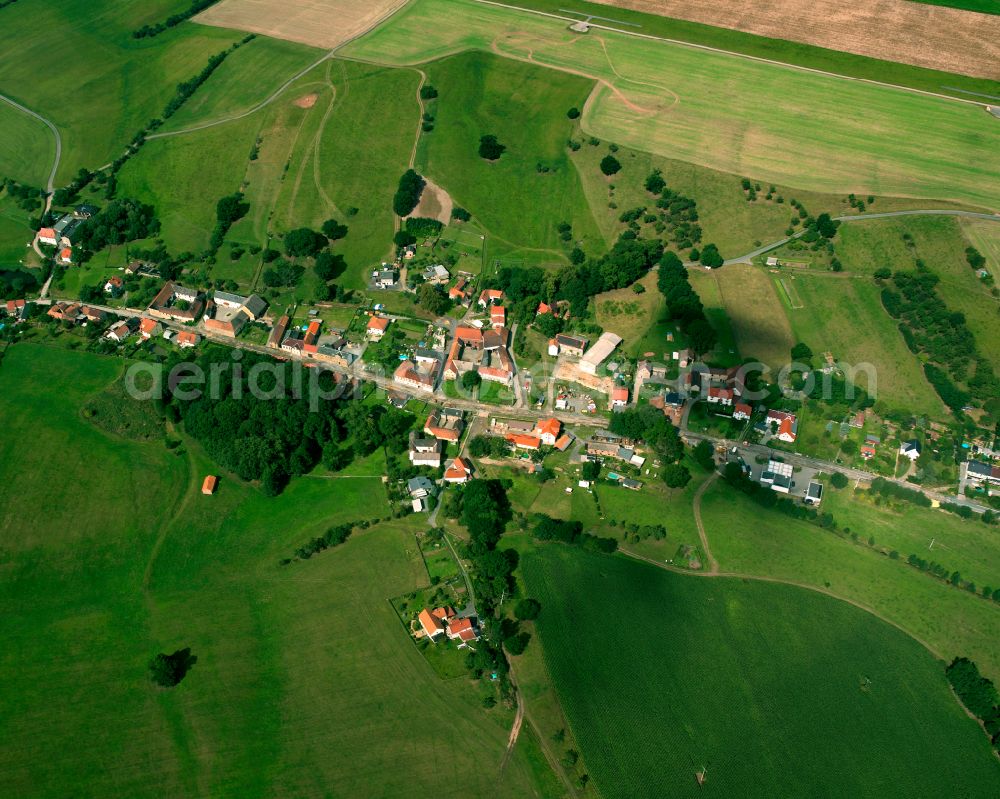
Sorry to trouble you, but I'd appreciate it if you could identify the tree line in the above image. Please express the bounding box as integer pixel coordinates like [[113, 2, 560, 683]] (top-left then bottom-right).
[[133, 0, 221, 38], [945, 657, 1000, 752], [657, 250, 717, 355]]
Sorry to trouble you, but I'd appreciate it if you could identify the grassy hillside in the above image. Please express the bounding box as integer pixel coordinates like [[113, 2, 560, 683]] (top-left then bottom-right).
[[0, 0, 251, 183], [699, 480, 1000, 681], [418, 51, 605, 258], [520, 542, 1000, 798], [344, 0, 1000, 210], [0, 344, 548, 797]]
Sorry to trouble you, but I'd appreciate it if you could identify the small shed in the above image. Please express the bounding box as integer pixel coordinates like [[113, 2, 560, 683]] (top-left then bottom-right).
[[202, 475, 218, 495]]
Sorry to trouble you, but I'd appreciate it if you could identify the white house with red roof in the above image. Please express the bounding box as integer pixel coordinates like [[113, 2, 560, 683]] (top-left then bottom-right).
[[37, 227, 57, 246], [766, 409, 798, 443], [611, 387, 629, 408], [366, 314, 390, 340], [707, 386, 734, 406], [417, 608, 446, 639], [733, 402, 752, 421], [478, 288, 504, 307], [532, 417, 562, 446], [58, 248, 73, 264], [444, 457, 473, 484], [446, 617, 479, 643], [490, 305, 506, 328]]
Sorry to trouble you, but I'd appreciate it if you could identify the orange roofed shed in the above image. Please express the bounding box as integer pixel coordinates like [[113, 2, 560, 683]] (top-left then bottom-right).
[[202, 475, 218, 495]]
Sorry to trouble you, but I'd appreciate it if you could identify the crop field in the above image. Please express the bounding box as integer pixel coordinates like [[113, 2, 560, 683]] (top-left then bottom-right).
[[0, 344, 548, 797], [521, 543, 1000, 798], [0, 0, 252, 183], [781, 273, 946, 417], [343, 0, 1000, 210], [195, 0, 410, 50], [587, 0, 1000, 79], [835, 216, 1000, 373], [418, 51, 605, 257], [699, 481, 1000, 681], [704, 264, 792, 369]]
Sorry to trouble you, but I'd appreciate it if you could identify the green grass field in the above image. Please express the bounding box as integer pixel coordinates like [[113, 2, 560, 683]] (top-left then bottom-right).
[[418, 51, 605, 257], [0, 100, 55, 187], [520, 541, 1000, 798], [344, 0, 1000, 210], [835, 216, 1000, 373], [0, 190, 37, 267], [909, 0, 999, 12], [781, 273, 946, 417], [698, 481, 1000, 681], [0, 344, 550, 797], [0, 0, 253, 183]]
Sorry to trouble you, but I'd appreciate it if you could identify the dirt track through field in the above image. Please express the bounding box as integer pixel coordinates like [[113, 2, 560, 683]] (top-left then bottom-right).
[[196, 0, 412, 49], [589, 0, 1000, 80]]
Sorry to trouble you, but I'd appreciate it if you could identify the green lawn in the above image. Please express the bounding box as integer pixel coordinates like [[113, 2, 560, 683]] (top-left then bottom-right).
[[0, 344, 550, 797], [344, 0, 1000, 210], [418, 51, 605, 258], [699, 480, 1000, 682], [520, 541, 1000, 798], [0, 190, 37, 268]]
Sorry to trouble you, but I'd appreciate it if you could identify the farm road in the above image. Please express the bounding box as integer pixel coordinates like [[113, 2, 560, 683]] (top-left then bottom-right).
[[723, 208, 1000, 265]]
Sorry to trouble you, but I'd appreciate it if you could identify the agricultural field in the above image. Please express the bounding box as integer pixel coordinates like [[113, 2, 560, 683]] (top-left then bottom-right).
[[835, 215, 1000, 373], [584, 0, 1000, 78], [0, 191, 37, 268], [521, 542, 1000, 798], [698, 480, 1000, 681], [0, 344, 550, 797], [195, 0, 411, 50], [418, 51, 605, 258], [0, 0, 250, 183], [0, 101, 54, 188], [343, 0, 1000, 210], [780, 273, 946, 418]]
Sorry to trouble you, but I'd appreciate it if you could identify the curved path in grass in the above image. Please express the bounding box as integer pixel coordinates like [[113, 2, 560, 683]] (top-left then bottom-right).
[[723, 208, 1000, 264], [0, 92, 61, 194]]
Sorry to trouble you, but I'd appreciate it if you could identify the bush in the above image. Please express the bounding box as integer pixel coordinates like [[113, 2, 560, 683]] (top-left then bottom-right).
[[321, 219, 348, 240], [283, 227, 327, 258], [503, 631, 531, 655], [419, 84, 438, 100], [581, 461, 601, 481], [567, 107, 581, 119], [148, 648, 195, 687], [479, 134, 506, 160], [393, 169, 425, 216], [451, 206, 471, 222], [514, 598, 541, 620], [830, 471, 849, 489]]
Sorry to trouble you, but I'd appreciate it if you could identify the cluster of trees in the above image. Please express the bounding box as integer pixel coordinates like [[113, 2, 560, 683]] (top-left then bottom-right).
[[0, 267, 39, 300], [417, 283, 451, 315], [479, 135, 506, 161], [868, 477, 932, 508], [209, 192, 249, 251], [610, 520, 668, 542], [287, 519, 374, 563], [2, 178, 42, 214], [531, 513, 618, 553], [654, 184, 703, 253], [966, 246, 986, 271], [608, 405, 691, 486], [468, 436, 510, 459], [75, 198, 160, 257], [132, 0, 219, 38], [656, 250, 716, 355], [148, 648, 196, 687], [52, 168, 94, 207], [945, 657, 1000, 751], [393, 169, 425, 216], [881, 268, 997, 410]]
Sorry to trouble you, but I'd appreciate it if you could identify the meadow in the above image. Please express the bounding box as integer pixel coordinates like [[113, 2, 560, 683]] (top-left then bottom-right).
[[521, 542, 1000, 798], [0, 344, 550, 797], [781, 273, 946, 418], [0, 191, 36, 267], [0, 101, 55, 188], [698, 480, 1000, 681], [343, 0, 1000, 210], [835, 215, 1000, 373], [418, 51, 605, 258]]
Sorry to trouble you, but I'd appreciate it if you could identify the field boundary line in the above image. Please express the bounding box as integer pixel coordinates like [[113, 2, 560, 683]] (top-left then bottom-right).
[[470, 0, 993, 109]]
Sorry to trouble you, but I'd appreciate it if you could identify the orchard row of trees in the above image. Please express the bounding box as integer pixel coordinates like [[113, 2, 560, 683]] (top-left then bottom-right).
[[531, 514, 618, 553]]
